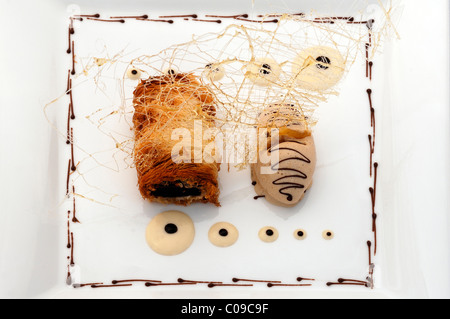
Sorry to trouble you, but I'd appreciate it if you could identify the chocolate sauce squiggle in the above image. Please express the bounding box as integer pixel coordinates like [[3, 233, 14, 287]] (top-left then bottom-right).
[[233, 278, 281, 284], [206, 14, 248, 18], [67, 28, 72, 54], [268, 283, 312, 287], [112, 279, 162, 284], [70, 128, 76, 171], [179, 278, 223, 284], [136, 18, 174, 24], [66, 70, 71, 95], [159, 14, 197, 18], [67, 212, 71, 249], [66, 159, 71, 195], [86, 18, 125, 23], [235, 17, 278, 23], [70, 232, 75, 266], [269, 141, 311, 201], [110, 15, 148, 19], [71, 41, 76, 75], [69, 81, 75, 119], [74, 14, 100, 18], [72, 185, 80, 223], [192, 19, 222, 24], [92, 284, 132, 288]]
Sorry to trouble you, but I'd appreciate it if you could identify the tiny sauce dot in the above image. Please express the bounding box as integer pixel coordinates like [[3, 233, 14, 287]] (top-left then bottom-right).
[[322, 230, 334, 240], [259, 226, 279, 243], [127, 67, 141, 80], [294, 229, 307, 240], [208, 222, 238, 247]]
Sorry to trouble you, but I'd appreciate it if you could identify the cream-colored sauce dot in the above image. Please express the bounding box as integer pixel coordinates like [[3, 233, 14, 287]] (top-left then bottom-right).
[[208, 222, 239, 247], [244, 58, 281, 86], [145, 210, 195, 256], [258, 226, 279, 243], [293, 229, 307, 240], [163, 67, 179, 76], [322, 230, 335, 240], [292, 46, 345, 91], [202, 63, 225, 82], [127, 67, 142, 80]]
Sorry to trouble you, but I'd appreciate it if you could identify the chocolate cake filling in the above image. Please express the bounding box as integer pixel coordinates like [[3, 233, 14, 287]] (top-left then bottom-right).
[[151, 181, 202, 198]]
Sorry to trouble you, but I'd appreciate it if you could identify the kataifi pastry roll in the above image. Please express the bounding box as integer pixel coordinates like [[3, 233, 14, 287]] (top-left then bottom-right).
[[133, 73, 220, 206]]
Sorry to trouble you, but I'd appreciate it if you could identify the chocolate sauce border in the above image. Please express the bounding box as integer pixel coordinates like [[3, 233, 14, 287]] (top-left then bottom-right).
[[63, 12, 380, 291]]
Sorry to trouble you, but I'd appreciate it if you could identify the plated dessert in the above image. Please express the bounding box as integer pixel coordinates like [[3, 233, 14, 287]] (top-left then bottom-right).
[[57, 7, 390, 289]]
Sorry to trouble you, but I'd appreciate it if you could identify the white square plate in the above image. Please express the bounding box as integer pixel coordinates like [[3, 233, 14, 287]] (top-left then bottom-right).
[[0, 0, 449, 299]]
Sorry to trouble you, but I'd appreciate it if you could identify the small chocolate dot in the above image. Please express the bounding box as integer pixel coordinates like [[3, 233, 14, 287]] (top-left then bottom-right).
[[219, 229, 228, 237], [322, 230, 334, 240], [266, 229, 274, 237], [131, 69, 138, 75], [297, 231, 304, 237], [164, 223, 178, 234], [316, 56, 331, 64], [260, 64, 272, 75]]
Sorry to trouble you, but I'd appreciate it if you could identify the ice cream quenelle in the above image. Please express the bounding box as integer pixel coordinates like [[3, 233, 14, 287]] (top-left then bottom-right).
[[251, 103, 317, 208]]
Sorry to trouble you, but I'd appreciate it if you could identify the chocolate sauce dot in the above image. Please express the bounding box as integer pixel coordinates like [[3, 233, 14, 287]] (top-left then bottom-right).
[[297, 231, 304, 237], [260, 63, 272, 75], [219, 229, 228, 237], [131, 69, 138, 75], [287, 195, 293, 202], [164, 223, 178, 234], [316, 56, 331, 70], [322, 230, 334, 240], [316, 56, 331, 64], [266, 229, 274, 236]]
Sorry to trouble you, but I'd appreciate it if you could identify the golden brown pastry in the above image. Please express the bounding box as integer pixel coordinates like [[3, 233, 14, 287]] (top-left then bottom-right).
[[132, 73, 220, 206]]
